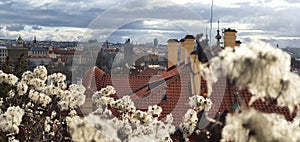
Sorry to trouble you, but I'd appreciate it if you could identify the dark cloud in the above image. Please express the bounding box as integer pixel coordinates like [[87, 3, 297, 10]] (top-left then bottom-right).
[[32, 25, 42, 30], [6, 24, 25, 31], [119, 20, 185, 32], [0, 1, 103, 27]]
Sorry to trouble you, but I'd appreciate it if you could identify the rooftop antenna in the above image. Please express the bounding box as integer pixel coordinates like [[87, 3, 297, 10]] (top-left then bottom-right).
[[209, 0, 214, 46]]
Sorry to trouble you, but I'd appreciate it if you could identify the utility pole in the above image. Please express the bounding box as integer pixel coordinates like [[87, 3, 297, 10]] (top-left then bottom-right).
[[210, 0, 214, 47]]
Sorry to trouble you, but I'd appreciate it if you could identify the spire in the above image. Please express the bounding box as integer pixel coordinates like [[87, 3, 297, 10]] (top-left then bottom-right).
[[215, 19, 221, 46], [33, 35, 37, 43], [17, 34, 22, 41], [209, 0, 214, 46]]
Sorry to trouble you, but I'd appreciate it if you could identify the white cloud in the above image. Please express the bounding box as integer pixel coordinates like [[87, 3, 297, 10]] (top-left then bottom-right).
[[0, 0, 299, 47]]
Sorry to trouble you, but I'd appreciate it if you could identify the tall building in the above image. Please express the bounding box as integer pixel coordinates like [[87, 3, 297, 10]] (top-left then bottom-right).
[[124, 39, 134, 66], [153, 38, 158, 48], [0, 46, 7, 62]]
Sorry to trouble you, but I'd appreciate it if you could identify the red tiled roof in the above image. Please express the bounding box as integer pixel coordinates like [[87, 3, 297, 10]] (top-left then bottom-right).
[[137, 68, 158, 76], [82, 65, 295, 125], [82, 66, 105, 97], [28, 55, 50, 58]]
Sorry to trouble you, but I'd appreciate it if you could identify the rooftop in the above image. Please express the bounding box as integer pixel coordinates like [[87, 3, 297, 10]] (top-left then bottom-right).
[[82, 64, 295, 126], [223, 28, 237, 33]]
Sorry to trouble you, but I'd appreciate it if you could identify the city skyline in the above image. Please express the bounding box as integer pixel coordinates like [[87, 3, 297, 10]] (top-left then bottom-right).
[[0, 0, 299, 47]]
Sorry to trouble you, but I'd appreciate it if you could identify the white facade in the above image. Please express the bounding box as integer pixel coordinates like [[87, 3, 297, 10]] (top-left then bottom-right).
[[0, 46, 7, 62]]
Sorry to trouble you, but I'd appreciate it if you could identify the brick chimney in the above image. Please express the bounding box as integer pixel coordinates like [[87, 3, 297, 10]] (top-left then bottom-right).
[[183, 35, 195, 64], [167, 39, 179, 68], [179, 39, 185, 64], [223, 28, 237, 48]]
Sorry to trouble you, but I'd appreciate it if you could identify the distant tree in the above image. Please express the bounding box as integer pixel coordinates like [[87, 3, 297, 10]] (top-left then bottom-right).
[[0, 53, 27, 77]]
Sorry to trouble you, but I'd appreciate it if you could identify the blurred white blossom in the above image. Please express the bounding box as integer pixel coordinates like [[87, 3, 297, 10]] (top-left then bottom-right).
[[201, 41, 300, 112], [189, 95, 212, 112], [221, 108, 300, 142], [181, 109, 198, 138], [0, 106, 24, 134]]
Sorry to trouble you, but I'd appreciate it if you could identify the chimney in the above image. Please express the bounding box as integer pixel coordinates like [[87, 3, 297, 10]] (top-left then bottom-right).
[[167, 39, 178, 68], [183, 35, 195, 64], [190, 52, 201, 95], [179, 39, 185, 64], [223, 28, 237, 48], [235, 40, 242, 47]]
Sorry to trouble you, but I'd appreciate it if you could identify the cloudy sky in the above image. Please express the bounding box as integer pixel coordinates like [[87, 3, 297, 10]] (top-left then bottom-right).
[[0, 0, 299, 47]]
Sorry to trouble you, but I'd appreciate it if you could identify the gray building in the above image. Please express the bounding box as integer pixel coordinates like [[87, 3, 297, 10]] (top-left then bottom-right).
[[0, 46, 7, 62]]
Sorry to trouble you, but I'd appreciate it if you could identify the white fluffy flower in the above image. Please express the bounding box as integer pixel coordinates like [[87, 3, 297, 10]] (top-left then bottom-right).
[[58, 101, 69, 111], [17, 81, 28, 96], [47, 73, 66, 84], [189, 95, 212, 112], [111, 96, 136, 114], [0, 106, 24, 134], [147, 105, 162, 118], [51, 111, 57, 119], [201, 41, 300, 112], [0, 98, 3, 108], [28, 89, 40, 103], [0, 72, 18, 85], [221, 108, 300, 142], [21, 71, 34, 83], [181, 109, 198, 138], [39, 93, 52, 107], [44, 85, 59, 96], [7, 74, 18, 85], [33, 66, 47, 81], [28, 78, 46, 91], [66, 116, 118, 142]]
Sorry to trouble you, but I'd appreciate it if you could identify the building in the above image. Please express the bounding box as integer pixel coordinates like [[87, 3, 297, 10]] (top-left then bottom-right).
[[28, 46, 49, 56], [95, 48, 119, 73], [7, 47, 28, 64], [124, 39, 134, 66], [6, 35, 28, 64], [28, 46, 50, 65], [0, 46, 7, 62], [153, 38, 158, 48]]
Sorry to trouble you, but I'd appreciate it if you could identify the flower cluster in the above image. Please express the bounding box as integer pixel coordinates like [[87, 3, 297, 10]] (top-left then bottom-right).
[[58, 84, 86, 111], [199, 41, 300, 141], [66, 116, 118, 142], [28, 90, 52, 107], [221, 108, 300, 142], [177, 94, 214, 140], [0, 66, 87, 141], [89, 86, 176, 142], [201, 41, 300, 112], [92, 86, 116, 111], [181, 109, 198, 138], [189, 95, 212, 112], [0, 70, 18, 85], [0, 106, 24, 134]]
